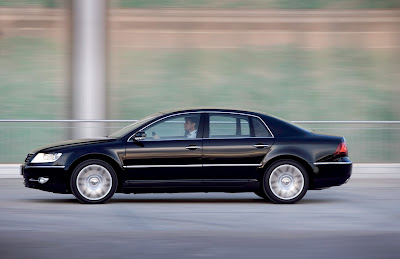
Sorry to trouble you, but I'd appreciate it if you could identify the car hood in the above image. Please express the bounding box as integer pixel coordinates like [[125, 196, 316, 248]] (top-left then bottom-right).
[[31, 137, 117, 153]]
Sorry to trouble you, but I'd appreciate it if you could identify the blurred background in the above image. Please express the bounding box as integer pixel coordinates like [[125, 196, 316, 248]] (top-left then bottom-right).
[[0, 0, 399, 163]]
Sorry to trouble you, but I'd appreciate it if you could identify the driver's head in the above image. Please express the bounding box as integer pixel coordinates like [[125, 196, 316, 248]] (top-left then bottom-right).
[[184, 117, 198, 132]]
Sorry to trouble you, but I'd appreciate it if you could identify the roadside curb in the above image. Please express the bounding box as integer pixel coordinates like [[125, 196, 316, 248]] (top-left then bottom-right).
[[0, 164, 22, 179], [349, 163, 400, 179], [1, 163, 399, 179]]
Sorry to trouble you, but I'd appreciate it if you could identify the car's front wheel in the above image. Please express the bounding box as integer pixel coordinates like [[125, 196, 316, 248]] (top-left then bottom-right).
[[262, 160, 309, 204], [70, 159, 117, 204]]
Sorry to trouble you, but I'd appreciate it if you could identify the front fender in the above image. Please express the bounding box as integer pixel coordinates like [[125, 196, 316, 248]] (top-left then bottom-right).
[[59, 142, 125, 171]]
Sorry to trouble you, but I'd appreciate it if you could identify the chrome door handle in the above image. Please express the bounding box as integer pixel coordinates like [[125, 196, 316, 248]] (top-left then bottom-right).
[[185, 145, 201, 150], [253, 144, 269, 148]]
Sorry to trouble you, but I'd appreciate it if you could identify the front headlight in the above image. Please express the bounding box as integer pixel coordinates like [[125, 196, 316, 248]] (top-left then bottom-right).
[[31, 153, 62, 163]]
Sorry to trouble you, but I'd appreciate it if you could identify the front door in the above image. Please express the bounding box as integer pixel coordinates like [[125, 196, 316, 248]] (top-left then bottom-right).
[[123, 113, 204, 187]]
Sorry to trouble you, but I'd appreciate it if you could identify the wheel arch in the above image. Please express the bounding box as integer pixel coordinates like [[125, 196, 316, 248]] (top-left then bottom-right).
[[259, 155, 315, 189], [66, 154, 124, 191]]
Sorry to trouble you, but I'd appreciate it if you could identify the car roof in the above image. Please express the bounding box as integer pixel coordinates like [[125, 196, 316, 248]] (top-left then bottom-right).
[[160, 107, 268, 117]]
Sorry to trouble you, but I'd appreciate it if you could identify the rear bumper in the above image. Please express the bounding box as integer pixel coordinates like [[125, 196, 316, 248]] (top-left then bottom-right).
[[21, 165, 70, 194], [311, 157, 352, 189]]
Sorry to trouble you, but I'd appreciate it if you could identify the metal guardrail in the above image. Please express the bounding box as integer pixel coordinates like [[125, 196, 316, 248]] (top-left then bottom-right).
[[293, 121, 400, 124], [293, 121, 400, 164], [0, 120, 399, 163], [0, 120, 139, 122]]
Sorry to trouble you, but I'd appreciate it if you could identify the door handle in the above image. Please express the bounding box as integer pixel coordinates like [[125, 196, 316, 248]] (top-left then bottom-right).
[[253, 144, 269, 149], [185, 145, 201, 150]]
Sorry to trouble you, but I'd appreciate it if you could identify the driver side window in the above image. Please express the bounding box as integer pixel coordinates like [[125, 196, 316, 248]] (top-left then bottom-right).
[[143, 114, 201, 140]]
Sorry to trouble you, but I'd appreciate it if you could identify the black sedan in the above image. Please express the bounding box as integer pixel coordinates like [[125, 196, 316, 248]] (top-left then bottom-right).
[[21, 108, 352, 204]]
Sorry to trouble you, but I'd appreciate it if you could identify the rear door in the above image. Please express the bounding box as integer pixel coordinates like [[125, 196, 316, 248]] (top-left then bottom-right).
[[202, 112, 274, 186]]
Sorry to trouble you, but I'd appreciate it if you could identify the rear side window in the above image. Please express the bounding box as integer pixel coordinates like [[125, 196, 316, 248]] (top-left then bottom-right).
[[252, 117, 272, 137], [209, 114, 250, 138]]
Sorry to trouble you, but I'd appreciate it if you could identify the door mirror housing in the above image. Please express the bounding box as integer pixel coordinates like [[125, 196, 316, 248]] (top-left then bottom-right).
[[133, 132, 146, 141]]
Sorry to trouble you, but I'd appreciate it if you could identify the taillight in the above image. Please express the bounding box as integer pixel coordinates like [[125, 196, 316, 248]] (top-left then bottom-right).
[[334, 142, 348, 157]]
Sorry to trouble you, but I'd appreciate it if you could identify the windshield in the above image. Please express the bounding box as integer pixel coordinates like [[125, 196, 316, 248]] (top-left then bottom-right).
[[108, 112, 162, 138]]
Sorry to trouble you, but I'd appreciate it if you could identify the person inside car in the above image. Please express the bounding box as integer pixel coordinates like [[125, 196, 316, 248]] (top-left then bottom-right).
[[152, 116, 199, 139], [184, 116, 199, 139]]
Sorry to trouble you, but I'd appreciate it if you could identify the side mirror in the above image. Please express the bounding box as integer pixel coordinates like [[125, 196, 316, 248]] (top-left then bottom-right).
[[134, 132, 146, 141]]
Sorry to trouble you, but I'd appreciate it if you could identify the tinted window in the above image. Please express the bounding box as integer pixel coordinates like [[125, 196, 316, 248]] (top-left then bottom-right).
[[143, 114, 201, 140], [252, 117, 272, 137], [209, 114, 250, 138]]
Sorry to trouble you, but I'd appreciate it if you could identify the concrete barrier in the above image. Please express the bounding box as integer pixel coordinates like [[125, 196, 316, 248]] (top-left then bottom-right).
[[1, 163, 398, 179]]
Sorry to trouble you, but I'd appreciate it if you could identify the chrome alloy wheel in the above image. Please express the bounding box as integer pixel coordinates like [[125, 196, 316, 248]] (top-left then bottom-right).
[[268, 164, 305, 200], [76, 164, 112, 201]]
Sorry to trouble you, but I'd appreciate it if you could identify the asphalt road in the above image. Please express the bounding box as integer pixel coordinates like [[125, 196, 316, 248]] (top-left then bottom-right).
[[0, 178, 399, 259]]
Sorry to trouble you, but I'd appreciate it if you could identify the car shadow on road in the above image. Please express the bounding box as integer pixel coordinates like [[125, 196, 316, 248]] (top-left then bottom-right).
[[107, 197, 341, 204], [24, 198, 268, 204], [109, 198, 270, 204], [24, 198, 79, 204], [24, 197, 342, 204]]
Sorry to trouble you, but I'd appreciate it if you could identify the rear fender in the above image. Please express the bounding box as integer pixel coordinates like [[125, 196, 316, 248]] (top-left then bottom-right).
[[260, 143, 318, 174]]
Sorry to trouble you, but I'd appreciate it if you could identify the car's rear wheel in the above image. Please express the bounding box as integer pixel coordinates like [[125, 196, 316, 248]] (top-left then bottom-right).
[[70, 159, 117, 204], [262, 160, 309, 204]]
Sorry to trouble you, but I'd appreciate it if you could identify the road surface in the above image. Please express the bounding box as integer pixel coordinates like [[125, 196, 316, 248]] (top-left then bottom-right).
[[0, 178, 399, 258]]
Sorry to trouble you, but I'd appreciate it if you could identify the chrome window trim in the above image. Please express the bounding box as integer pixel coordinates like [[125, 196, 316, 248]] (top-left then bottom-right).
[[127, 111, 204, 142], [314, 162, 353, 165], [128, 137, 202, 142], [202, 136, 273, 140], [206, 111, 274, 139], [123, 163, 261, 169], [25, 165, 65, 169], [127, 110, 275, 142]]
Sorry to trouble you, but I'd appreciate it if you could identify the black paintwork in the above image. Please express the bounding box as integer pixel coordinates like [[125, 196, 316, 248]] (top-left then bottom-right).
[[21, 108, 352, 194]]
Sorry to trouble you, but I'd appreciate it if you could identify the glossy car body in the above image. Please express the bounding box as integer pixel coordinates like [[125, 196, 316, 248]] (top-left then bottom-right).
[[21, 108, 352, 204]]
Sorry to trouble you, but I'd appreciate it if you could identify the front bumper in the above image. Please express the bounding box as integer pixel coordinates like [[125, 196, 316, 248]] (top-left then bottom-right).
[[21, 164, 70, 194], [311, 157, 352, 189]]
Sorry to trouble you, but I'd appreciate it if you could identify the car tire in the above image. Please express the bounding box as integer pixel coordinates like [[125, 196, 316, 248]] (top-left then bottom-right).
[[70, 159, 118, 204], [262, 160, 309, 204]]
